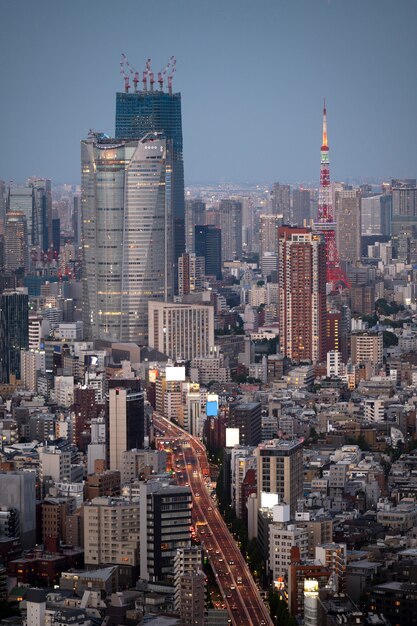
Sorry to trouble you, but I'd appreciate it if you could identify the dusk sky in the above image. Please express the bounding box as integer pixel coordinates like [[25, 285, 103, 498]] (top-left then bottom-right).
[[0, 0, 416, 185]]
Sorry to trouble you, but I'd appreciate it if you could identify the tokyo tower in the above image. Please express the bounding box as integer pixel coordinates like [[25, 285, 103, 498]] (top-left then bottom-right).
[[314, 100, 350, 290]]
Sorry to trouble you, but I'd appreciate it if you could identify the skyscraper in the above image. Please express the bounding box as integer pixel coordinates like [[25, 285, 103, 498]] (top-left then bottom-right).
[[292, 188, 311, 226], [219, 199, 242, 261], [4, 211, 28, 273], [81, 132, 173, 343], [334, 189, 361, 264], [185, 199, 205, 252], [278, 226, 327, 364], [115, 69, 185, 267], [0, 288, 29, 383], [259, 214, 280, 260], [391, 178, 417, 235], [272, 183, 291, 221], [195, 224, 222, 279]]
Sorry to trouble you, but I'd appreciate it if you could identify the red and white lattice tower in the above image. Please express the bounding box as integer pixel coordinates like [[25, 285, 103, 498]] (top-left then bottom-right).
[[314, 100, 350, 290]]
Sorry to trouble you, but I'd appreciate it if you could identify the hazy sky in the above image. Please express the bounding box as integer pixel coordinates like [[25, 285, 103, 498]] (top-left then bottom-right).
[[0, 0, 416, 185]]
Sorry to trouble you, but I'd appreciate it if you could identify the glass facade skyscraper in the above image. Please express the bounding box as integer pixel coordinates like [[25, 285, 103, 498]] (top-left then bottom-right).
[[115, 90, 185, 267], [81, 132, 173, 344], [0, 288, 29, 383]]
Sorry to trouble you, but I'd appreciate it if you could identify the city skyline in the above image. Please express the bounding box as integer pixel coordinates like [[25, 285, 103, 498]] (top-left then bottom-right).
[[0, 0, 416, 185]]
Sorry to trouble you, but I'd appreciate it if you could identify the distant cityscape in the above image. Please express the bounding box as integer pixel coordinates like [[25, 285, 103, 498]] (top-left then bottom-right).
[[1, 55, 417, 626]]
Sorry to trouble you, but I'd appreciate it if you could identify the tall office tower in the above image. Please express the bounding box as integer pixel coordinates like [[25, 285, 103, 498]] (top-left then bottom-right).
[[72, 195, 81, 246], [256, 439, 303, 516], [219, 199, 242, 261], [0, 288, 29, 383], [194, 224, 222, 279], [8, 185, 33, 243], [292, 188, 311, 226], [148, 301, 214, 361], [361, 194, 392, 236], [326, 310, 342, 353], [178, 252, 205, 296], [4, 211, 28, 273], [29, 178, 52, 253], [259, 214, 280, 260], [83, 497, 140, 584], [0, 180, 6, 231], [185, 199, 205, 252], [391, 178, 417, 235], [139, 481, 192, 582], [334, 189, 361, 264], [0, 471, 36, 549], [81, 131, 173, 343], [228, 401, 262, 446], [115, 63, 185, 268], [278, 227, 327, 364], [107, 380, 145, 471], [52, 218, 60, 257], [314, 102, 349, 289], [272, 183, 291, 221], [241, 196, 254, 252]]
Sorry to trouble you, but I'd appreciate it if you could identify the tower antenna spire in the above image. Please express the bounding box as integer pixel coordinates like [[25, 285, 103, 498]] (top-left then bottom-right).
[[322, 97, 328, 149], [314, 99, 350, 291]]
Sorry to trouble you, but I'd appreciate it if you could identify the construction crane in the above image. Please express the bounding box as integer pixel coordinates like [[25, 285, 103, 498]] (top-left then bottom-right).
[[122, 53, 140, 93], [167, 57, 176, 95], [119, 54, 131, 93]]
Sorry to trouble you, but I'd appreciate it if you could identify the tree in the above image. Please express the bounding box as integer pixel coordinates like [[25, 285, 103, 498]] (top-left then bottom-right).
[[383, 330, 398, 348]]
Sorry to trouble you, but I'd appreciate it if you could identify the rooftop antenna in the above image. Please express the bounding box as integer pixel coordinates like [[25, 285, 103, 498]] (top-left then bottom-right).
[[119, 54, 130, 93], [167, 57, 176, 95]]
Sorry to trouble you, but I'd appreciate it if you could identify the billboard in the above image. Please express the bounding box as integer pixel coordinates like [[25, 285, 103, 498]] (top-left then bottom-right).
[[226, 427, 239, 448], [206, 393, 219, 417], [166, 366, 186, 382], [261, 492, 279, 509]]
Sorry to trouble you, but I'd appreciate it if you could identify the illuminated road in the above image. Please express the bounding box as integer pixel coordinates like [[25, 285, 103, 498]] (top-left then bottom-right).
[[154, 412, 273, 626]]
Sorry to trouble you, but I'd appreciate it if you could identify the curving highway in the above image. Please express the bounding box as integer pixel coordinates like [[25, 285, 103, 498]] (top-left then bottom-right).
[[154, 412, 273, 626]]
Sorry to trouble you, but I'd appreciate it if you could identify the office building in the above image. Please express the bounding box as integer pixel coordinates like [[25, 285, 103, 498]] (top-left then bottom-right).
[[195, 224, 222, 279], [390, 179, 417, 235], [4, 211, 28, 273], [29, 177, 52, 253], [139, 481, 192, 582], [20, 349, 46, 392], [256, 439, 303, 516], [148, 301, 214, 361], [229, 402, 262, 446], [115, 80, 185, 266], [8, 185, 33, 243], [334, 189, 361, 264], [178, 571, 206, 625], [178, 252, 205, 296], [278, 227, 327, 364], [174, 546, 203, 610], [351, 331, 383, 367], [185, 199, 205, 252], [219, 199, 242, 261], [81, 132, 173, 343], [259, 214, 280, 260], [361, 194, 392, 236], [107, 380, 145, 471], [315, 543, 347, 592], [269, 522, 309, 581], [0, 471, 36, 549], [83, 497, 140, 585], [272, 183, 290, 221], [292, 188, 311, 226], [0, 288, 29, 383]]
